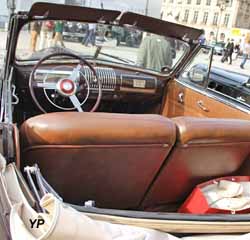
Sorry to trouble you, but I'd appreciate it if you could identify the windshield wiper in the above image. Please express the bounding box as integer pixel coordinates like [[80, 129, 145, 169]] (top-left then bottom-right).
[[94, 46, 102, 59], [99, 52, 135, 65], [93, 46, 135, 65]]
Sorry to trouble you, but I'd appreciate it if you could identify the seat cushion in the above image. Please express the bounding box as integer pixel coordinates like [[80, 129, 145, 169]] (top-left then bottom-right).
[[173, 117, 250, 145], [20, 112, 176, 209], [21, 112, 176, 148], [142, 117, 250, 208]]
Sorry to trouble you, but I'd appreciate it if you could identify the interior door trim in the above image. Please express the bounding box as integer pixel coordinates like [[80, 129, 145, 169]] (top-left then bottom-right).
[[175, 79, 250, 114]]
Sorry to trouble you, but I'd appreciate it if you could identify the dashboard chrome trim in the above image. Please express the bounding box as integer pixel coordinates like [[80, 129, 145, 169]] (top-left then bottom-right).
[[35, 66, 157, 94], [35, 67, 117, 91]]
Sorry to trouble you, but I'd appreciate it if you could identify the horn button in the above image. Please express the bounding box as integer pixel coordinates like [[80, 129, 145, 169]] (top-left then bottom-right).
[[57, 79, 76, 96]]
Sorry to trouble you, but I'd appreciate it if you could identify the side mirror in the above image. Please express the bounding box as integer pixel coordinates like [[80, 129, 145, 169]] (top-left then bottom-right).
[[189, 67, 206, 83], [244, 78, 250, 88]]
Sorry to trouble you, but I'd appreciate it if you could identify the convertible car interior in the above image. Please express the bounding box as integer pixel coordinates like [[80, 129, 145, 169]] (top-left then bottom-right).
[[4, 2, 250, 224], [20, 112, 250, 213]]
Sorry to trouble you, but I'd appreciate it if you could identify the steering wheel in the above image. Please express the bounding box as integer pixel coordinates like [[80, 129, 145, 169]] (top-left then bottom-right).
[[29, 52, 102, 113]]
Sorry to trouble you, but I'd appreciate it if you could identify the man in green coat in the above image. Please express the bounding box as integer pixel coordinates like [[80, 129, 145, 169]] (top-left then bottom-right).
[[54, 21, 65, 48], [137, 34, 173, 72]]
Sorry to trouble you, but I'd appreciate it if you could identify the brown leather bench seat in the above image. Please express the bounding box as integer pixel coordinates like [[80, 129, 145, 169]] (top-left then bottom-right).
[[20, 112, 176, 209], [142, 117, 250, 209]]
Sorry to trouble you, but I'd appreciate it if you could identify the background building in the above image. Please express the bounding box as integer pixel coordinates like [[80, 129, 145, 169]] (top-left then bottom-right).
[[161, 0, 250, 42]]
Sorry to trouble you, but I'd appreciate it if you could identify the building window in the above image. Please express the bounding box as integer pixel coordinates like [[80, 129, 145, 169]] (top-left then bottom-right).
[[196, 0, 201, 4], [65, 0, 86, 5], [203, 12, 209, 24], [217, 0, 232, 6], [213, 12, 219, 25], [187, 0, 192, 3], [206, 0, 211, 5], [183, 9, 189, 22], [193, 11, 199, 23], [223, 13, 230, 26]]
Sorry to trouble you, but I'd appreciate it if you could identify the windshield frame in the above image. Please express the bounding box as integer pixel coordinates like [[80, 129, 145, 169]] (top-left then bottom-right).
[[8, 2, 203, 78]]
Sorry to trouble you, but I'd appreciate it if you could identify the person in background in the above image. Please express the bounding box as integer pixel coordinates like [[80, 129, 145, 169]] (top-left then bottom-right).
[[30, 21, 41, 52], [39, 21, 55, 50], [240, 34, 246, 52], [137, 34, 173, 72], [54, 21, 65, 47], [221, 38, 230, 63], [240, 39, 250, 69], [227, 39, 234, 65], [83, 23, 96, 47], [221, 38, 234, 64], [198, 29, 206, 45], [234, 39, 241, 60]]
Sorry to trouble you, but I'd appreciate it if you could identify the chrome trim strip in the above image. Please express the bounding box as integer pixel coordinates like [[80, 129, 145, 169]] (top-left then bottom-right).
[[90, 88, 114, 92], [36, 67, 117, 90], [35, 69, 72, 75]]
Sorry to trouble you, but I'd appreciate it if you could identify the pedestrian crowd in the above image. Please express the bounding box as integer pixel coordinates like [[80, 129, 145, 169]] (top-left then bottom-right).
[[220, 35, 250, 69], [30, 21, 65, 53], [30, 21, 97, 53]]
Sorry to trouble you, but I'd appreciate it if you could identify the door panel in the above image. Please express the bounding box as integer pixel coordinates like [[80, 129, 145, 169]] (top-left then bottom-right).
[[162, 79, 250, 120]]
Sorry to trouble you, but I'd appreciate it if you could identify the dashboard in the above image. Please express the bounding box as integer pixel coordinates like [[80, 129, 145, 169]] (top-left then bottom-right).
[[33, 66, 160, 95], [14, 64, 165, 116]]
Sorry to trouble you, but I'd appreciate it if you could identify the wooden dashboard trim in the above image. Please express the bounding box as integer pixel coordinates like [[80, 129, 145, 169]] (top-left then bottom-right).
[[120, 87, 156, 94]]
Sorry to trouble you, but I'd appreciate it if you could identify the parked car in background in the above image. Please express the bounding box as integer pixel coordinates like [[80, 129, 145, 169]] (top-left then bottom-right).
[[111, 27, 142, 47], [184, 63, 250, 107], [63, 22, 87, 42], [209, 41, 225, 55], [0, 15, 8, 30]]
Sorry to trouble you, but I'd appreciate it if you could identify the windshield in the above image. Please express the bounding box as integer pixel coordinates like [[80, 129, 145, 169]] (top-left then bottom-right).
[[16, 20, 189, 73]]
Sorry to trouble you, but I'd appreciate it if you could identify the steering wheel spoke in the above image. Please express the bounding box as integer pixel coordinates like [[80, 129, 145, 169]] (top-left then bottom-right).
[[34, 82, 57, 90], [68, 64, 82, 82], [69, 94, 83, 112]]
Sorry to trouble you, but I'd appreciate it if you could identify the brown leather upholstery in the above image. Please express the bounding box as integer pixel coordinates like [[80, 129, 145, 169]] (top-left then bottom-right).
[[142, 117, 250, 208], [173, 117, 250, 144], [20, 112, 176, 209], [21, 112, 176, 147]]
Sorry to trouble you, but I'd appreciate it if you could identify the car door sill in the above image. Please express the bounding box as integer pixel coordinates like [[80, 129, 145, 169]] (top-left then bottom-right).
[[71, 204, 250, 233]]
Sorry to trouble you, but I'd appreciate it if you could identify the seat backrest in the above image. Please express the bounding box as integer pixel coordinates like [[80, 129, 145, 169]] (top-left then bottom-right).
[[20, 112, 176, 209], [142, 117, 250, 208]]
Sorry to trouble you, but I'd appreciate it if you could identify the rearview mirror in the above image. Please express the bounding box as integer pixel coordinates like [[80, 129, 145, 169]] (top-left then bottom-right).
[[161, 65, 171, 73]]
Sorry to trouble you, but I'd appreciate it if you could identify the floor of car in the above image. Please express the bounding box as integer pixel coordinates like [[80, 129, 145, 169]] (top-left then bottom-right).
[[142, 203, 181, 212]]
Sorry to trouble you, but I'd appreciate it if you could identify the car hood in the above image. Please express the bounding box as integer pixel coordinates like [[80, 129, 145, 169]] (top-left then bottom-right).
[[27, 2, 203, 42], [197, 63, 250, 87]]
